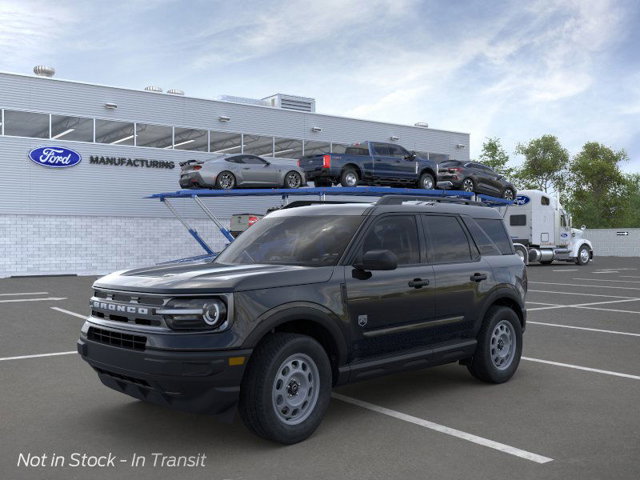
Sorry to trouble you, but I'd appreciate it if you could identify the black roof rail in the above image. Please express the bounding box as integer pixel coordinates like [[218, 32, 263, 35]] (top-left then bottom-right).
[[376, 194, 484, 206]]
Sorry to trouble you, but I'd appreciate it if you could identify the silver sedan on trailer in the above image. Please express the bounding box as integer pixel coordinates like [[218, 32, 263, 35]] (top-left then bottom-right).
[[179, 154, 307, 190]]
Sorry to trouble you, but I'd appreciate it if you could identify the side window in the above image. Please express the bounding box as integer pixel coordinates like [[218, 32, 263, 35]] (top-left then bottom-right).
[[372, 143, 391, 156], [226, 156, 244, 164], [463, 218, 501, 256], [360, 216, 420, 265], [541, 196, 550, 205], [387, 145, 409, 158], [475, 218, 514, 255], [510, 215, 526, 226], [560, 215, 567, 227], [423, 215, 472, 263], [244, 155, 267, 165]]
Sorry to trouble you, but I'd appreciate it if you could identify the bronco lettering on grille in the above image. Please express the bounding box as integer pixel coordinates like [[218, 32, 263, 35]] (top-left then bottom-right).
[[92, 301, 149, 315]]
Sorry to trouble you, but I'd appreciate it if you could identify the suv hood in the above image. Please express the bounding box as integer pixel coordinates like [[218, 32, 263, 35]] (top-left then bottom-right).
[[93, 261, 334, 294]]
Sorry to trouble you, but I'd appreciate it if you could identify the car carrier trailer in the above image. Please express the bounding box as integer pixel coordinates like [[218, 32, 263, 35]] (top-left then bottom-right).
[[147, 186, 512, 259]]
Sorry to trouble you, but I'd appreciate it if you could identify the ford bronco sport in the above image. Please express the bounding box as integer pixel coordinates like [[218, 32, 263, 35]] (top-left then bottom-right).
[[78, 196, 527, 444]]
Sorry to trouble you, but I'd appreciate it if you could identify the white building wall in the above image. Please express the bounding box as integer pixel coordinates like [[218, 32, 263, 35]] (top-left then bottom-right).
[[583, 229, 640, 257], [0, 214, 231, 277]]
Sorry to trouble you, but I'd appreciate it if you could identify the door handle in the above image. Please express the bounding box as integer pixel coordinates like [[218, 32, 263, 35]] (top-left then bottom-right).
[[242, 167, 250, 170], [470, 273, 487, 282], [408, 278, 429, 288]]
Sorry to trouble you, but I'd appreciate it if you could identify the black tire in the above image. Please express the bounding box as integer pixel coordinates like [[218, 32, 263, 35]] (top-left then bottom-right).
[[418, 172, 435, 190], [502, 187, 516, 200], [461, 177, 475, 192], [238, 333, 332, 445], [340, 168, 359, 187], [467, 306, 522, 384], [576, 245, 591, 265], [314, 178, 332, 188], [215, 171, 236, 190], [514, 244, 528, 265], [540, 260, 553, 265], [283, 171, 303, 189]]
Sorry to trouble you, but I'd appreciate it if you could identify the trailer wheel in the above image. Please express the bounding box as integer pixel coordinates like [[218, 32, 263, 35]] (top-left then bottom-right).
[[576, 245, 591, 265]]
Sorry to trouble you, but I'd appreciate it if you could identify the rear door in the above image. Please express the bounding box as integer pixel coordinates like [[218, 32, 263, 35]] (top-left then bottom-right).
[[344, 214, 436, 358], [370, 143, 395, 181], [421, 214, 493, 340]]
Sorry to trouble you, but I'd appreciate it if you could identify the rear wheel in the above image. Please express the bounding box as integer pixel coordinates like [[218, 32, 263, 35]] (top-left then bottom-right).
[[467, 306, 522, 384], [576, 245, 591, 265], [540, 260, 553, 265], [215, 171, 236, 190], [418, 172, 435, 189], [239, 333, 332, 444], [462, 178, 475, 192], [284, 171, 303, 189], [340, 168, 359, 187]]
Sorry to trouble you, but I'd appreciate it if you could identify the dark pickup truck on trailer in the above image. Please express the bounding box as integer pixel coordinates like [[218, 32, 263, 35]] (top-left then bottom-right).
[[77, 196, 526, 445], [298, 141, 441, 189]]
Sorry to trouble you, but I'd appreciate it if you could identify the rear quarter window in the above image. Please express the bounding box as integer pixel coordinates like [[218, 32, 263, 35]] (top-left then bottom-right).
[[473, 218, 514, 255], [422, 215, 473, 263]]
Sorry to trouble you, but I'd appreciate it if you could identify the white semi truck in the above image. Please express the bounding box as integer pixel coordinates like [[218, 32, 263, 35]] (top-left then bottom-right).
[[500, 189, 593, 265]]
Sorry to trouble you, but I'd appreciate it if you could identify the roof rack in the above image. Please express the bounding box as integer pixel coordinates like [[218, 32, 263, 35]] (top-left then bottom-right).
[[147, 186, 512, 257]]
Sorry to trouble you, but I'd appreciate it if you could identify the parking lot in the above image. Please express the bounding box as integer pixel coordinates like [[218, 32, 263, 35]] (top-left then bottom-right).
[[1, 256, 639, 480]]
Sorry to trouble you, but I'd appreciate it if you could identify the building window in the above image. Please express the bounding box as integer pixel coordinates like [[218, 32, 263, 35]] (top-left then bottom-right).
[[95, 119, 135, 145], [273, 137, 303, 158], [173, 127, 208, 151], [51, 114, 94, 142], [135, 123, 173, 149], [4, 110, 49, 138], [243, 134, 274, 156], [210, 131, 243, 154], [303, 140, 330, 156]]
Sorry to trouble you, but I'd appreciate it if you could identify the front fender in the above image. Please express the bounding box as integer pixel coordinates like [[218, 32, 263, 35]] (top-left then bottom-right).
[[570, 239, 593, 257], [241, 302, 349, 366]]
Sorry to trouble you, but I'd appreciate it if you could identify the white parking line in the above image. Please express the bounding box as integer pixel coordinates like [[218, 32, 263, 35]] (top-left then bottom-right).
[[0, 351, 76, 362], [0, 292, 49, 296], [51, 307, 87, 319], [573, 278, 640, 284], [528, 321, 640, 337], [527, 298, 640, 312], [0, 297, 67, 304], [529, 289, 638, 299], [552, 269, 578, 272], [621, 275, 640, 279], [528, 305, 567, 312], [523, 357, 640, 381], [530, 281, 640, 291], [576, 306, 640, 315], [526, 302, 561, 306], [332, 393, 553, 464]]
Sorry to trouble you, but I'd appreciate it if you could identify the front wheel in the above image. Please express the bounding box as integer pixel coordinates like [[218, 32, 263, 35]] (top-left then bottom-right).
[[502, 188, 515, 200], [576, 245, 591, 265], [418, 172, 435, 189], [461, 177, 475, 192], [467, 306, 522, 384], [284, 171, 303, 189], [239, 333, 332, 444]]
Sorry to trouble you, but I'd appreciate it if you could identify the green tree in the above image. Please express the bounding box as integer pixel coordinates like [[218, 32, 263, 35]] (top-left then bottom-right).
[[479, 137, 515, 177], [514, 135, 569, 193], [619, 173, 640, 228], [566, 142, 628, 228]]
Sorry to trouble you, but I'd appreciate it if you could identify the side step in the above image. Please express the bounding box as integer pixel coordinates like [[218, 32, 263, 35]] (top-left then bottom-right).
[[338, 339, 476, 384]]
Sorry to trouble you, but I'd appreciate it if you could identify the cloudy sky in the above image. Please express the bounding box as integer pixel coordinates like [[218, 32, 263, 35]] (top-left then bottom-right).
[[1, 0, 639, 171]]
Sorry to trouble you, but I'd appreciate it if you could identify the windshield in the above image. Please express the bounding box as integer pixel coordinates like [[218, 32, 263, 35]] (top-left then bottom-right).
[[215, 215, 365, 267]]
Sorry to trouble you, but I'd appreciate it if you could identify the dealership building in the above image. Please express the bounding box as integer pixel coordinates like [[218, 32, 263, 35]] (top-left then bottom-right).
[[0, 68, 470, 277]]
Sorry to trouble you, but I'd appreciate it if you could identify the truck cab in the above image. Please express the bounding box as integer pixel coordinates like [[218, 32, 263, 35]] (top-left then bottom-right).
[[503, 190, 593, 265]]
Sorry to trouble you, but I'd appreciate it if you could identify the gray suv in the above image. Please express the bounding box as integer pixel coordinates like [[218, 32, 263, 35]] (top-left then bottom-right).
[[78, 195, 527, 444]]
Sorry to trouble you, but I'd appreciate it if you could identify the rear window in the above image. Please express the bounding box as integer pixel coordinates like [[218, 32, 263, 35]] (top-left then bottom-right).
[[422, 215, 472, 263], [345, 147, 369, 156], [439, 160, 462, 167], [474, 218, 514, 255]]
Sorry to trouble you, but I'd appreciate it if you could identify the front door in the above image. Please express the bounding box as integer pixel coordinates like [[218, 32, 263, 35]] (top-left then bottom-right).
[[344, 214, 436, 358]]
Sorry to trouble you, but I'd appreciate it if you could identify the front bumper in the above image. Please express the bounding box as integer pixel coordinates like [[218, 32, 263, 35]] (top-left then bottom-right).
[[78, 329, 251, 416]]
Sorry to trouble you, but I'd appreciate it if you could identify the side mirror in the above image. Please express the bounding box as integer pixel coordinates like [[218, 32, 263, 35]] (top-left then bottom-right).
[[581, 225, 586, 231], [355, 249, 398, 271], [404, 151, 417, 160]]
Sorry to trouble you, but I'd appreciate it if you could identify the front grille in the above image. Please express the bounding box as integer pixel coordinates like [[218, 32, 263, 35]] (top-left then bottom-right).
[[91, 289, 167, 328], [88, 326, 146, 351]]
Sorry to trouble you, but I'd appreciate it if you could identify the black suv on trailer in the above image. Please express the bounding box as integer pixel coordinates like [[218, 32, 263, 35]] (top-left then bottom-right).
[[438, 160, 517, 200], [78, 197, 527, 444]]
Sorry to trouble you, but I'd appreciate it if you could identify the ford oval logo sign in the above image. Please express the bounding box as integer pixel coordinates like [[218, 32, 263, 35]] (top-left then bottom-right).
[[561, 233, 569, 238], [514, 195, 530, 206], [28, 146, 82, 168]]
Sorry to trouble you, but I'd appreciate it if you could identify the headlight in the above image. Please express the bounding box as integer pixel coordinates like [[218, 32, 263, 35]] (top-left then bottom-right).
[[158, 298, 228, 331]]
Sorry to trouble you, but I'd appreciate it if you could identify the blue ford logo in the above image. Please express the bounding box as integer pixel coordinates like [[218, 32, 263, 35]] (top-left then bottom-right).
[[561, 233, 569, 238], [28, 146, 82, 168], [514, 195, 530, 206]]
